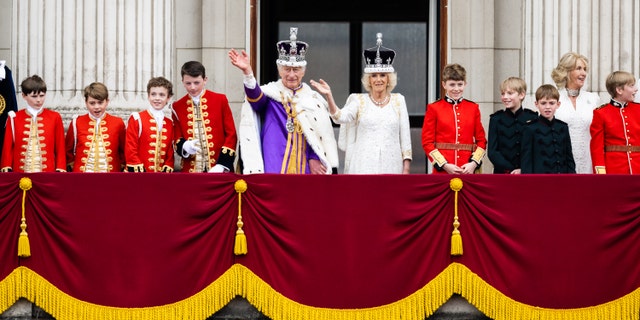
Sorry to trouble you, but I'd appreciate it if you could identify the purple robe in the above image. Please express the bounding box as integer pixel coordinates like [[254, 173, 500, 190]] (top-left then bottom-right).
[[244, 84, 319, 173]]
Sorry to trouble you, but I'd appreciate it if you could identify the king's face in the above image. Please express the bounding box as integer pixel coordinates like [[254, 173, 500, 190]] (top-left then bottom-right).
[[279, 66, 305, 90]]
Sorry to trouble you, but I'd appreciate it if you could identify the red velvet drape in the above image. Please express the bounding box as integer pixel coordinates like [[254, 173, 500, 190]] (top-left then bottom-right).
[[0, 173, 638, 310]]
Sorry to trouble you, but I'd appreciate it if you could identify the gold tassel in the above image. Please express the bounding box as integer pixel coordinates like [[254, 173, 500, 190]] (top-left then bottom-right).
[[449, 178, 463, 256], [18, 177, 33, 258], [234, 179, 248, 255]]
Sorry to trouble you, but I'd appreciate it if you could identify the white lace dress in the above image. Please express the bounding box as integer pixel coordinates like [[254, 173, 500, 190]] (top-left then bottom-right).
[[555, 88, 600, 174], [332, 93, 412, 174]]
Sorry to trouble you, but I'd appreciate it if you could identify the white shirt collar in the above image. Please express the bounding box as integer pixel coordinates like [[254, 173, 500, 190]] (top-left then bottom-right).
[[0, 60, 5, 81], [26, 105, 43, 118]]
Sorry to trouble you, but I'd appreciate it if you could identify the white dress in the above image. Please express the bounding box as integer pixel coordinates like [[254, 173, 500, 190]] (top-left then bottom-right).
[[332, 93, 412, 174], [555, 88, 600, 174]]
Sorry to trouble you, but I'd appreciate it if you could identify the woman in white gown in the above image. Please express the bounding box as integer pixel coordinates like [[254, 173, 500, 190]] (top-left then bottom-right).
[[310, 33, 412, 174], [551, 52, 600, 174]]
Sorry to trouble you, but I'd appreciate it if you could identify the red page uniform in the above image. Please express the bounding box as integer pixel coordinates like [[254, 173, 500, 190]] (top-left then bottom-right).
[[172, 90, 237, 173], [1, 109, 66, 172], [421, 97, 487, 173], [66, 113, 125, 172], [590, 100, 640, 174], [125, 110, 174, 172]]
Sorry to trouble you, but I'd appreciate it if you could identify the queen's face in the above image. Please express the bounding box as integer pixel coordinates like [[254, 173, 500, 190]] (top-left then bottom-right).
[[368, 73, 389, 94], [568, 59, 588, 90]]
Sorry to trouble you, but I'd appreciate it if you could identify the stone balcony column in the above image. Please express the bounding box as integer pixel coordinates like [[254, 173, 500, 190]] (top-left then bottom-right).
[[11, 0, 174, 125]]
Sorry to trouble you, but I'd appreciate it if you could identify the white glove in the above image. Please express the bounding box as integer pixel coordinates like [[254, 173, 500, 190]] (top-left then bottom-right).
[[208, 164, 228, 173], [182, 140, 201, 156]]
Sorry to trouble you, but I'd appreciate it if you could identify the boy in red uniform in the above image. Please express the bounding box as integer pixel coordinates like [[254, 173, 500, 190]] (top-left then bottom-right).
[[125, 77, 175, 172], [590, 71, 640, 174], [171, 61, 237, 173], [421, 63, 486, 174], [65, 82, 126, 172], [1, 75, 66, 172]]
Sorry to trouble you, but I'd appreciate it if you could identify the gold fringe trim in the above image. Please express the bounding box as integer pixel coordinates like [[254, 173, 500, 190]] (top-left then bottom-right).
[[0, 264, 638, 320], [18, 177, 32, 258], [0, 266, 237, 320], [238, 263, 640, 320]]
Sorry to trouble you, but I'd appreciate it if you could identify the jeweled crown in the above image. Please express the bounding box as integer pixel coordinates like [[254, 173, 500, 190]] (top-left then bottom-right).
[[363, 33, 395, 73], [276, 27, 308, 67]]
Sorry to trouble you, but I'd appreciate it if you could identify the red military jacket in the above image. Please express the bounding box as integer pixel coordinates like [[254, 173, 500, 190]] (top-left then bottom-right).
[[421, 97, 487, 174], [590, 100, 640, 174], [171, 90, 237, 172], [65, 113, 126, 172], [1, 109, 66, 172], [125, 110, 174, 172]]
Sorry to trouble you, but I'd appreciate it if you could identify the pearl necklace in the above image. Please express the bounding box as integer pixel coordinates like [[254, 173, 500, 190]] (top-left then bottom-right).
[[370, 94, 390, 106], [567, 88, 580, 97]]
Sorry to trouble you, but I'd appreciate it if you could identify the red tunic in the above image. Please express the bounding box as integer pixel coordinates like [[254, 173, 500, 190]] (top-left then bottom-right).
[[421, 98, 487, 174], [171, 90, 237, 173], [65, 113, 126, 172], [125, 110, 175, 172], [590, 100, 640, 174], [0, 109, 66, 172]]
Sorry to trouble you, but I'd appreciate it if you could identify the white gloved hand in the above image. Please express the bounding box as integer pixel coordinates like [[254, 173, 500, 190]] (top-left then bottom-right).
[[208, 164, 228, 173], [182, 140, 201, 156]]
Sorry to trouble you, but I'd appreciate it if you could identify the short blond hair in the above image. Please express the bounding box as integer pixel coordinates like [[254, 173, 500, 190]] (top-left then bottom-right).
[[500, 77, 527, 95], [605, 71, 636, 98]]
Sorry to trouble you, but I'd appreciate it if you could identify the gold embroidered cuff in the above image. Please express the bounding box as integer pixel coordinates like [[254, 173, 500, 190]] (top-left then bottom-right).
[[162, 165, 174, 173], [471, 146, 486, 165], [429, 149, 447, 167], [222, 146, 236, 156], [595, 166, 606, 174]]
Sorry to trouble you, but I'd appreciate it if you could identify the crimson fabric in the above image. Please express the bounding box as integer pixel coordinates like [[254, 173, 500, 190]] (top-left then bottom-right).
[[0, 173, 237, 307], [0, 173, 639, 309]]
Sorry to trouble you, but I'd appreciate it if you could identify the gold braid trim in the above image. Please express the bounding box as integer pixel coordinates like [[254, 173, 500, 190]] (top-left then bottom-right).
[[0, 264, 638, 320], [246, 92, 264, 103], [222, 147, 236, 156], [595, 166, 607, 174]]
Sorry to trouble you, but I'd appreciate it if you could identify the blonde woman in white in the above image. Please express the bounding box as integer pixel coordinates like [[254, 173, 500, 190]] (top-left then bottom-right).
[[311, 33, 412, 174], [551, 52, 600, 174]]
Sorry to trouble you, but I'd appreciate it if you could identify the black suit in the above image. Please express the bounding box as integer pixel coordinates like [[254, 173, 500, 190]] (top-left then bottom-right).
[[521, 116, 576, 174], [488, 107, 538, 173]]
